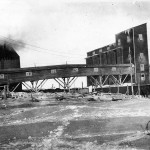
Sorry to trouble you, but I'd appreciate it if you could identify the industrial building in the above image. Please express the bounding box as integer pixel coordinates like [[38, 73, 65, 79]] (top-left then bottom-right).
[[0, 43, 21, 91], [0, 23, 149, 94], [86, 23, 149, 89]]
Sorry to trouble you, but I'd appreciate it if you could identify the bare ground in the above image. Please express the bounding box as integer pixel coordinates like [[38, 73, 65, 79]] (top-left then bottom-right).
[[0, 94, 150, 149]]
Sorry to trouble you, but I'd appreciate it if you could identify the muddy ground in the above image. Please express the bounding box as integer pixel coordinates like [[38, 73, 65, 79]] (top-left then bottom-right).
[[0, 93, 150, 149]]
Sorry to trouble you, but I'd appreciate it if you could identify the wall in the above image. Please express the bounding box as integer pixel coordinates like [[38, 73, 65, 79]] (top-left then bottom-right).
[[86, 23, 149, 86], [134, 23, 149, 84]]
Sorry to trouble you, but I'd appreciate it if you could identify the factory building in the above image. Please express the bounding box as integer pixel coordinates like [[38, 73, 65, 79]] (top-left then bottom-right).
[[0, 44, 21, 91], [86, 23, 149, 87]]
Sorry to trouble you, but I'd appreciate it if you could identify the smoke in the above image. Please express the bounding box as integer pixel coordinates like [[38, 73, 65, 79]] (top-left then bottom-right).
[[0, 35, 25, 51]]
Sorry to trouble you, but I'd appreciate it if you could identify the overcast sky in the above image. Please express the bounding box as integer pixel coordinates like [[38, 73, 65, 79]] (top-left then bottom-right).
[[0, 0, 150, 87], [0, 0, 150, 67]]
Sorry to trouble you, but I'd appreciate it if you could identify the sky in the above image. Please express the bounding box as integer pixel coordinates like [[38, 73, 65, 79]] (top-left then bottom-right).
[[0, 0, 150, 88]]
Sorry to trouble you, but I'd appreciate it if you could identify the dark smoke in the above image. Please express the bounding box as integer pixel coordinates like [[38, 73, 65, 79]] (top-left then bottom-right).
[[0, 36, 25, 51]]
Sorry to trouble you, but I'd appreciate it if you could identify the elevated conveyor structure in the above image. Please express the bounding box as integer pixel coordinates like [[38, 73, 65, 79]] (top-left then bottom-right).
[[0, 64, 134, 92]]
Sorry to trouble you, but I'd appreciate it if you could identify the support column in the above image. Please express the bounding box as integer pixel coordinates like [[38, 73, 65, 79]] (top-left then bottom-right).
[[90, 76, 100, 88], [31, 81, 34, 92], [37, 79, 48, 91], [119, 75, 122, 85], [12, 83, 20, 92], [130, 69, 134, 96], [22, 80, 48, 92], [22, 82, 33, 92], [54, 77, 78, 91], [99, 76, 103, 88]]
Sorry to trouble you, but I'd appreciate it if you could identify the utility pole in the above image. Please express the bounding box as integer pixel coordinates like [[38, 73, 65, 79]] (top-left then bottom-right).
[[129, 47, 134, 97]]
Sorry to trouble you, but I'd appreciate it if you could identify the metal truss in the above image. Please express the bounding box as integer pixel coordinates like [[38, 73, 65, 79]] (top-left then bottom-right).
[[89, 73, 134, 94], [22, 79, 48, 92], [21, 77, 78, 92]]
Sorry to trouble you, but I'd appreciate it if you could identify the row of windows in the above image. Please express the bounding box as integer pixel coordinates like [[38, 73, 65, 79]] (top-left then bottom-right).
[[87, 43, 117, 57], [86, 49, 123, 66], [117, 34, 143, 46], [0, 68, 80, 79], [87, 33, 143, 58]]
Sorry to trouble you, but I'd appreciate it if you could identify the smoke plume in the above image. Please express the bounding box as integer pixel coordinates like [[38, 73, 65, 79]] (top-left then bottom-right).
[[0, 35, 25, 51]]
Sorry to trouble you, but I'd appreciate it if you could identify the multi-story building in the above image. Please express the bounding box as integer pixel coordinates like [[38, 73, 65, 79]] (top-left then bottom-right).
[[86, 23, 149, 87]]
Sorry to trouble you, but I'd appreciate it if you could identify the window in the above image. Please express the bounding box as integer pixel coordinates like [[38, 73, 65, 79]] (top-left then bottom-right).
[[51, 69, 57, 74], [99, 49, 102, 53], [107, 47, 110, 50], [127, 36, 131, 43], [118, 39, 121, 46], [140, 64, 145, 71], [26, 72, 32, 76], [94, 68, 98, 72], [73, 68, 78, 72], [112, 67, 116, 71], [141, 73, 145, 81], [138, 34, 143, 41], [0, 74, 4, 79], [139, 53, 145, 62]]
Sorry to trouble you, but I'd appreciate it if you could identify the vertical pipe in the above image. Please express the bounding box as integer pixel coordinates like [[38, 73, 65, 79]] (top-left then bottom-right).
[[63, 78, 66, 92], [130, 58, 134, 96], [133, 27, 137, 83], [130, 65, 134, 96]]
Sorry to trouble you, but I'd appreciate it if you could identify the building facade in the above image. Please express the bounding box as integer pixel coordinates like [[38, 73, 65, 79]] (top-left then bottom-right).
[[86, 23, 149, 86]]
